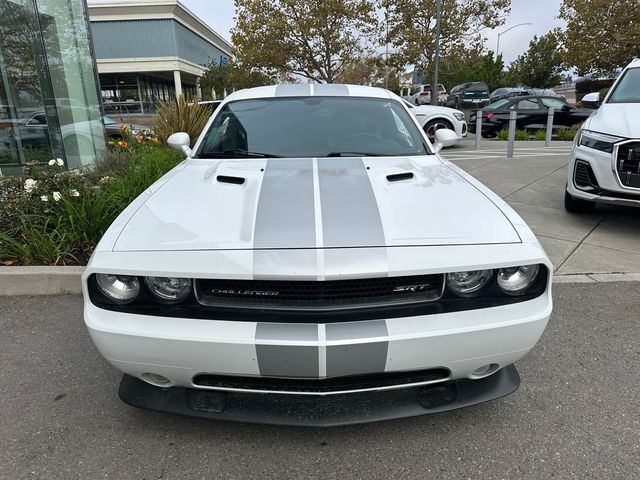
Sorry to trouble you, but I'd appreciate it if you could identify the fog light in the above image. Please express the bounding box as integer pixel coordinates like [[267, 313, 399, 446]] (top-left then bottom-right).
[[141, 372, 172, 387], [471, 364, 500, 378]]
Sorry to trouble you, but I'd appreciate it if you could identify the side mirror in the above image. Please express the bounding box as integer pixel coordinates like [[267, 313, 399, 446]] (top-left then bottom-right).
[[433, 129, 458, 152], [167, 132, 192, 156], [582, 92, 599, 103], [581, 92, 601, 108], [561, 104, 573, 111]]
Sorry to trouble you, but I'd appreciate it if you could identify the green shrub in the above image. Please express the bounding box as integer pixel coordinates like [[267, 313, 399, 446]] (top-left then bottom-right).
[[496, 129, 509, 140], [534, 129, 547, 141], [153, 95, 211, 146], [515, 129, 529, 141], [556, 128, 577, 141], [0, 145, 183, 266]]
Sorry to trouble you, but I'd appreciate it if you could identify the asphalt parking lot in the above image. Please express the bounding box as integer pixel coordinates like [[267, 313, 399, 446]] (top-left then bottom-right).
[[444, 138, 640, 276], [1, 286, 638, 480]]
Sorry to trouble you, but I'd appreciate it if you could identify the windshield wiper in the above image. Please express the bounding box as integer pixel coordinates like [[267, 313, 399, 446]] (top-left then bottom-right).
[[200, 149, 281, 159], [326, 151, 388, 157]]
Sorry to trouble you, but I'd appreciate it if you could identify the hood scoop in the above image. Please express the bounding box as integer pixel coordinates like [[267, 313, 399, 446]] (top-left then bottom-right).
[[217, 175, 246, 185], [386, 172, 414, 183]]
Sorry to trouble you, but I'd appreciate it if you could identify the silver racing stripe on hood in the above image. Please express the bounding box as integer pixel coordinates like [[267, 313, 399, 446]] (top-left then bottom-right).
[[252, 157, 389, 280], [318, 157, 386, 248], [253, 159, 316, 249]]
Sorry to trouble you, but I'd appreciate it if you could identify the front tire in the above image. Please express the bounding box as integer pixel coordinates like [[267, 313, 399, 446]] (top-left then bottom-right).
[[424, 119, 454, 142], [564, 189, 595, 213]]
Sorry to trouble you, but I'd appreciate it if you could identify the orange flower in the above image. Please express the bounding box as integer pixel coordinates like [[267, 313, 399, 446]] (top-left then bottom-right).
[[117, 141, 128, 148], [135, 135, 143, 143], [119, 124, 127, 133]]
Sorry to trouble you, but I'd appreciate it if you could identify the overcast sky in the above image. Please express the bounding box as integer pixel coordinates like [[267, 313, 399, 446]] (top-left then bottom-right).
[[92, 0, 566, 65]]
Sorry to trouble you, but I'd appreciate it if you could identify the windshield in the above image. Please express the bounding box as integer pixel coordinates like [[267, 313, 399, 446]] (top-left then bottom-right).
[[607, 68, 640, 103], [196, 97, 430, 159], [467, 83, 489, 92]]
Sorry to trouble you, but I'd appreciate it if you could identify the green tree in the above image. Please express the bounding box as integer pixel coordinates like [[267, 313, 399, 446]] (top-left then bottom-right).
[[199, 61, 275, 99], [438, 47, 505, 91], [381, 0, 510, 89], [560, 0, 640, 75], [232, 0, 379, 83], [505, 30, 564, 87]]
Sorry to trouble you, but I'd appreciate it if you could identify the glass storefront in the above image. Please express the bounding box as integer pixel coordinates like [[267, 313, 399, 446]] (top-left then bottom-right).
[[100, 73, 197, 116], [0, 0, 104, 175]]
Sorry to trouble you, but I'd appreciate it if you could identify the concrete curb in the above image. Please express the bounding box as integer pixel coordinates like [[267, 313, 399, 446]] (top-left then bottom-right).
[[2, 267, 640, 297], [0, 267, 85, 296]]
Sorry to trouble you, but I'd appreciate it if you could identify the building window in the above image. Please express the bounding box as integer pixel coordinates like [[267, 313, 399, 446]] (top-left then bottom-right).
[[0, 0, 104, 174]]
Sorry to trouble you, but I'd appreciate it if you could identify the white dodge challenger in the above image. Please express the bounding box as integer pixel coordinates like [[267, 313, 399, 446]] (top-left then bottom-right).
[[83, 84, 552, 426]]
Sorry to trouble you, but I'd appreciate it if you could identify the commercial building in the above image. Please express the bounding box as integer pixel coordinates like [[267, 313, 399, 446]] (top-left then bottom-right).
[[0, 0, 105, 174], [0, 0, 231, 174], [88, 0, 232, 116]]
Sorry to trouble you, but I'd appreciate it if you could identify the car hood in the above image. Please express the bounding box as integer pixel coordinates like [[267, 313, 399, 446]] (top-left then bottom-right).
[[585, 103, 640, 138], [112, 156, 520, 252]]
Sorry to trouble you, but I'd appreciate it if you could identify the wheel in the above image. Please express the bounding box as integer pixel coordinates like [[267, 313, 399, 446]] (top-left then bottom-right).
[[564, 189, 595, 213], [415, 98, 420, 105], [424, 119, 454, 142]]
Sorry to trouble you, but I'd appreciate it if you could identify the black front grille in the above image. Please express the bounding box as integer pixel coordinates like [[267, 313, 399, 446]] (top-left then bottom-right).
[[574, 160, 599, 190], [196, 274, 444, 311], [616, 142, 640, 188], [192, 368, 451, 394]]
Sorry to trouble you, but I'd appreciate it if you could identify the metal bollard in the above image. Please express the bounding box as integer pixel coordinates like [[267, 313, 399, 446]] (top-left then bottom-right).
[[507, 110, 517, 159], [545, 107, 554, 146], [475, 109, 482, 150]]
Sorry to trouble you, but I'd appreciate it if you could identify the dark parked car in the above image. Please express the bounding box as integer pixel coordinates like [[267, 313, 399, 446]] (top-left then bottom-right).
[[445, 82, 490, 109], [468, 96, 592, 138], [489, 87, 534, 103], [3, 113, 149, 149]]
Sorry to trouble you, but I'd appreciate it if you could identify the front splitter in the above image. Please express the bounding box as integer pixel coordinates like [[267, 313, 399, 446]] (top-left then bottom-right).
[[118, 365, 520, 427]]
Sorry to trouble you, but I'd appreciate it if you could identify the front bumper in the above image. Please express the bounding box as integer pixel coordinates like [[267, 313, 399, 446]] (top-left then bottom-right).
[[568, 145, 640, 208], [118, 364, 520, 426], [85, 291, 550, 414]]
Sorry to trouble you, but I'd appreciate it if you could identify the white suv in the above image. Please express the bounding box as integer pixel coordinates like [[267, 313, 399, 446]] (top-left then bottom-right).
[[565, 58, 640, 212], [409, 84, 447, 106]]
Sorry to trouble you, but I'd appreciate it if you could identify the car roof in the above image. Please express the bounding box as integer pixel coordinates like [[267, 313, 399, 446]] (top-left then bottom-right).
[[626, 58, 640, 69], [225, 84, 394, 102]]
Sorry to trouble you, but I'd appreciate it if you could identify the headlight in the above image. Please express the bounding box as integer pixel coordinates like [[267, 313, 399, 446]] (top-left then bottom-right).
[[144, 276, 192, 303], [447, 270, 493, 297], [96, 274, 140, 304], [578, 129, 623, 153], [497, 265, 540, 295], [453, 112, 465, 121]]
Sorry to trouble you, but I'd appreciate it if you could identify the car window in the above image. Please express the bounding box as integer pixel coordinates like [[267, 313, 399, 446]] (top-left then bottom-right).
[[516, 99, 540, 110], [196, 97, 430, 159], [540, 98, 566, 110], [607, 67, 640, 103], [467, 83, 488, 92], [27, 114, 46, 125], [103, 116, 117, 125], [485, 99, 510, 110]]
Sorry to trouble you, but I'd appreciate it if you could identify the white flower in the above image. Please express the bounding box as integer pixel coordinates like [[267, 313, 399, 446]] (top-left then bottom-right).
[[99, 176, 113, 184], [70, 189, 80, 197], [40, 195, 49, 202], [48, 159, 56, 166], [52, 191, 62, 202], [56, 158, 64, 166], [24, 178, 38, 193]]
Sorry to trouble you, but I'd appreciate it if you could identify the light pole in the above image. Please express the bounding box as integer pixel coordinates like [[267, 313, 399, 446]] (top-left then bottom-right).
[[496, 22, 533, 59], [431, 0, 441, 105]]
